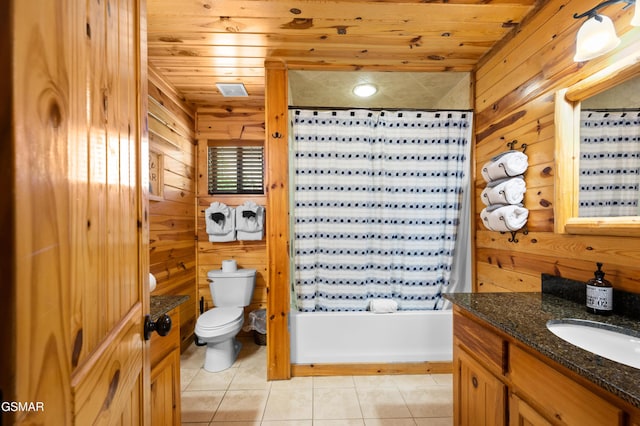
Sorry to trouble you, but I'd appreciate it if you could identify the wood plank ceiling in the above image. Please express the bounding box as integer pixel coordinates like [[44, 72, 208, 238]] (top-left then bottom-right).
[[147, 0, 541, 109]]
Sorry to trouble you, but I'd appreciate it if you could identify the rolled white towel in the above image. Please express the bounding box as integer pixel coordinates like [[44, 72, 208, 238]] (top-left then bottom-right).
[[481, 151, 528, 182], [480, 204, 528, 232], [369, 299, 398, 314], [481, 176, 526, 206], [205, 202, 236, 242]]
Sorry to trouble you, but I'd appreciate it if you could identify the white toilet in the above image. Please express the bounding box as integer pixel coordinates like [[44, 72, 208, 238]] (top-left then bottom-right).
[[194, 262, 256, 372]]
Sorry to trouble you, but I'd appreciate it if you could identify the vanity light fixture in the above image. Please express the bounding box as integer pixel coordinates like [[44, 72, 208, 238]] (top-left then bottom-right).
[[353, 83, 378, 98], [573, 0, 639, 62], [216, 82, 248, 97]]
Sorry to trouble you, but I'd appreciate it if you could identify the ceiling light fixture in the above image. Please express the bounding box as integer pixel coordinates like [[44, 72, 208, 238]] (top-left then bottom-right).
[[573, 0, 639, 62], [216, 82, 248, 97], [353, 83, 377, 98]]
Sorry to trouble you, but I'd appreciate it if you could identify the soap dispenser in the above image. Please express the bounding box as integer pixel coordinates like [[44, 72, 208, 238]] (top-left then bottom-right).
[[585, 262, 613, 315]]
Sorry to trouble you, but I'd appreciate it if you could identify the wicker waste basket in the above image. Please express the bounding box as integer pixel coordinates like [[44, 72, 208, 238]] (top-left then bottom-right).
[[244, 309, 266, 346], [253, 330, 266, 346]]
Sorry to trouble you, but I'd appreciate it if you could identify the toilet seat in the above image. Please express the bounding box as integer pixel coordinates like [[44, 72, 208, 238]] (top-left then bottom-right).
[[195, 307, 244, 338]]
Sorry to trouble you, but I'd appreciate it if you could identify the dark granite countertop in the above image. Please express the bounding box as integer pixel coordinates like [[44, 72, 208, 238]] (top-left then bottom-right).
[[150, 294, 189, 322], [444, 291, 640, 409]]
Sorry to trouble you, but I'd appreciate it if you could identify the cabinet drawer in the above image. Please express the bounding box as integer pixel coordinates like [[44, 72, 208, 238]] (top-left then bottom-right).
[[453, 306, 507, 375], [509, 345, 624, 426]]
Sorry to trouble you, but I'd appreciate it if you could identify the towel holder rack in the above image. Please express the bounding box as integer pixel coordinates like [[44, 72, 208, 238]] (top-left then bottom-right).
[[506, 140, 527, 153], [506, 140, 528, 243], [503, 225, 528, 243]]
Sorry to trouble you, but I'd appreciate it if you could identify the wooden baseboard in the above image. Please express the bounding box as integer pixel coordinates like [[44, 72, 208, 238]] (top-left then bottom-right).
[[291, 361, 452, 377]]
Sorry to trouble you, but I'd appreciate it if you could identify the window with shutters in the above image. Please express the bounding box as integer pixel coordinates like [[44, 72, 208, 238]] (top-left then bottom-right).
[[207, 143, 264, 194]]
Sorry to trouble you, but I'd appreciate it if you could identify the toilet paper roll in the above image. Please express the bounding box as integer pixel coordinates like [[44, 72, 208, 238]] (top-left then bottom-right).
[[149, 273, 157, 293], [222, 260, 237, 272]]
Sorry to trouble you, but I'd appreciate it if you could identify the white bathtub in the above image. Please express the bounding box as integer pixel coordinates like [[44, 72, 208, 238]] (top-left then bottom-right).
[[290, 308, 453, 364]]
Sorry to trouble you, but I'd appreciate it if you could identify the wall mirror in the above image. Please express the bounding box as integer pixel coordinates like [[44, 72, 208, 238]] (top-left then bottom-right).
[[555, 53, 640, 237]]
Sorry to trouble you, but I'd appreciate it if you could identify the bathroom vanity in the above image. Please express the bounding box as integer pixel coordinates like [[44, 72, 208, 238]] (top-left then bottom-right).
[[150, 295, 189, 426], [445, 291, 640, 426]]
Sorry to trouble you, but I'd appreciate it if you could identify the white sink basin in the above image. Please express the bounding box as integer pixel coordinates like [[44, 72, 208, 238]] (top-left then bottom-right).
[[546, 319, 640, 369]]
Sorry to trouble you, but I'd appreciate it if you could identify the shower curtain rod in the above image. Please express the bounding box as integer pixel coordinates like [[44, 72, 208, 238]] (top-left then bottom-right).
[[288, 106, 472, 112], [582, 108, 640, 113]]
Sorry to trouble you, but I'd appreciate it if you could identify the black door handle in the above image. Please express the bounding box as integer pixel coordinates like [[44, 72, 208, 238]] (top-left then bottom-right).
[[144, 314, 172, 340]]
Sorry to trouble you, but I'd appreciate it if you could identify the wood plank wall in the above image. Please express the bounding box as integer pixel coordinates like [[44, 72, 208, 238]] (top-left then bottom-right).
[[474, 0, 640, 293], [195, 105, 268, 328], [148, 66, 198, 352], [1, 0, 13, 412]]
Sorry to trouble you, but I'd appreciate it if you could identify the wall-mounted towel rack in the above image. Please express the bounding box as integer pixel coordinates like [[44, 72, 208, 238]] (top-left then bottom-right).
[[506, 139, 527, 153], [504, 226, 528, 244], [480, 140, 529, 240]]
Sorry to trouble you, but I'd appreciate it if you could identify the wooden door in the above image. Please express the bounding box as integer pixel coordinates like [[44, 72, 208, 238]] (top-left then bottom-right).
[[7, 0, 150, 424]]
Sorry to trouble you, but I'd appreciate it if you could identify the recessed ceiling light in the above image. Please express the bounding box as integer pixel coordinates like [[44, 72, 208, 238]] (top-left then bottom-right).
[[216, 83, 248, 97], [353, 83, 377, 98]]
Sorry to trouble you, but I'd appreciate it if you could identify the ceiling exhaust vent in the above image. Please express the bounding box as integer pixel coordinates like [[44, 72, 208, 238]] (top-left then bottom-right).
[[216, 83, 248, 97]]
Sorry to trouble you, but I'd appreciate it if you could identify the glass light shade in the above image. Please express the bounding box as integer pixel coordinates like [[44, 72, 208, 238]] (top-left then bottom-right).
[[574, 15, 621, 62], [353, 83, 377, 97], [631, 3, 640, 26]]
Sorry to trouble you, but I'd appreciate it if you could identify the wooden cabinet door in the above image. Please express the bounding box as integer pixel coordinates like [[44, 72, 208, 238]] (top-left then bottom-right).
[[150, 308, 181, 425], [510, 393, 553, 426], [455, 348, 507, 426], [10, 0, 149, 424], [151, 350, 181, 426]]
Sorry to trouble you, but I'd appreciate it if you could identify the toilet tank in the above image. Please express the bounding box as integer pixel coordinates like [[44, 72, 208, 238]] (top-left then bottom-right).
[[207, 268, 256, 307]]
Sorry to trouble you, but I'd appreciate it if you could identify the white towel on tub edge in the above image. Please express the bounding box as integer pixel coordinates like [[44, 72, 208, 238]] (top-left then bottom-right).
[[368, 299, 398, 313]]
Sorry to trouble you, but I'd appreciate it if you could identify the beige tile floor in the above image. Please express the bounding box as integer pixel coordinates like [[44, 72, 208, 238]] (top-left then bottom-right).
[[180, 335, 454, 425]]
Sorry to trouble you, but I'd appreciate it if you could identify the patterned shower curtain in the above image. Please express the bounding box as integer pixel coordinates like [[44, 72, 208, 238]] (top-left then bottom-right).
[[579, 110, 640, 217], [291, 109, 472, 312]]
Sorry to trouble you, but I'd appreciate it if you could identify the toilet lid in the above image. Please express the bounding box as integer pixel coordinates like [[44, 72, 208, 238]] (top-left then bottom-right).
[[207, 268, 256, 279], [197, 307, 243, 330]]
